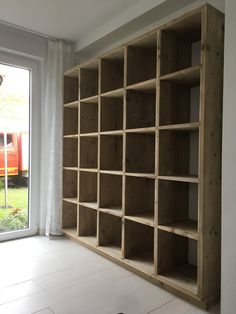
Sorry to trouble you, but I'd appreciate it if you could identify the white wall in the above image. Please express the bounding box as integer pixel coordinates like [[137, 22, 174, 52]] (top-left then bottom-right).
[[221, 0, 236, 313], [75, 0, 224, 64], [0, 23, 47, 59]]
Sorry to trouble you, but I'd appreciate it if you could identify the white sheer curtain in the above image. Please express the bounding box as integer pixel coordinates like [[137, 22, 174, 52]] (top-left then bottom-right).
[[40, 40, 72, 236]]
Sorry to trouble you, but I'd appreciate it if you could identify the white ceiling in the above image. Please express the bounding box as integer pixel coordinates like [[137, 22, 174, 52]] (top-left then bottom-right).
[[0, 0, 140, 41]]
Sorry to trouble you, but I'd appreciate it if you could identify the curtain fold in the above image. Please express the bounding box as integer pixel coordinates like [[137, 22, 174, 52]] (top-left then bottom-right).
[[40, 40, 72, 236]]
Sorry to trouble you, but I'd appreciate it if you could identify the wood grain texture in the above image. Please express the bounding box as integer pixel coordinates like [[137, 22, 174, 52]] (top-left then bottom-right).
[[101, 97, 123, 132], [126, 90, 156, 129], [63, 169, 77, 198], [101, 49, 124, 93], [99, 173, 122, 210], [63, 138, 78, 168], [62, 201, 77, 229], [99, 212, 122, 248], [78, 205, 97, 237], [80, 67, 98, 99], [79, 136, 98, 169], [198, 5, 224, 299], [80, 102, 98, 134]]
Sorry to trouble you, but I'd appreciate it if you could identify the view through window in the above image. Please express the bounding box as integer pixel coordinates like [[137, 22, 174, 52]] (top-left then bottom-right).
[[0, 64, 30, 233]]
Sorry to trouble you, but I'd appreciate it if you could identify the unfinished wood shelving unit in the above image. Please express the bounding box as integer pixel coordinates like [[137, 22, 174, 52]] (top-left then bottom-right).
[[62, 5, 224, 308]]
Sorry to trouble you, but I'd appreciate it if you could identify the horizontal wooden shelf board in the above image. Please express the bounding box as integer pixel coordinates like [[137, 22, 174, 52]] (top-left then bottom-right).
[[100, 169, 123, 174], [63, 134, 79, 139], [80, 132, 98, 137], [124, 256, 154, 275], [79, 202, 98, 210], [160, 66, 200, 86], [159, 122, 200, 131], [158, 175, 199, 183], [63, 167, 78, 171], [64, 100, 79, 108], [126, 127, 156, 134], [80, 95, 99, 103], [100, 130, 123, 136], [78, 236, 97, 246], [125, 212, 155, 227], [64, 233, 208, 307], [101, 46, 125, 61], [127, 78, 156, 92], [158, 220, 198, 240], [127, 30, 157, 48], [99, 207, 123, 217], [62, 228, 77, 238], [99, 245, 122, 258], [79, 168, 98, 173], [125, 172, 156, 179], [158, 264, 198, 295], [64, 67, 79, 77], [100, 170, 123, 176], [101, 88, 124, 98], [79, 58, 99, 70], [63, 198, 78, 204], [161, 6, 202, 34]]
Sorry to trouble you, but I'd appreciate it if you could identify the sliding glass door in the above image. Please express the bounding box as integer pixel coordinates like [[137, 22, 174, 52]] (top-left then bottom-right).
[[0, 52, 40, 241]]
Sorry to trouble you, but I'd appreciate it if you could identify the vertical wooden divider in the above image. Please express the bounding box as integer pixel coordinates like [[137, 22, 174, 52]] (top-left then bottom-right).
[[198, 5, 224, 301], [154, 29, 161, 276], [77, 69, 81, 237], [97, 60, 101, 247], [122, 47, 127, 260]]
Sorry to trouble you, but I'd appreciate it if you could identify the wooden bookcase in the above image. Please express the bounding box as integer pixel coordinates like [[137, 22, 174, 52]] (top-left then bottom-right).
[[62, 5, 224, 308]]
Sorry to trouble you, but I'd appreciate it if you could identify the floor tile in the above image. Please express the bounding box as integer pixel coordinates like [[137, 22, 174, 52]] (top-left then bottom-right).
[[33, 308, 54, 314], [0, 236, 219, 314], [148, 298, 220, 314], [0, 280, 42, 305]]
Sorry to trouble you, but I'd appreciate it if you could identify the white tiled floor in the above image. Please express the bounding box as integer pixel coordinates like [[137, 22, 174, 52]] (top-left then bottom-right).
[[0, 236, 220, 314]]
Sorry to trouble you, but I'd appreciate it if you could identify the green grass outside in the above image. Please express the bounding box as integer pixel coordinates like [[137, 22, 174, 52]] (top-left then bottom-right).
[[0, 187, 28, 210], [0, 187, 28, 232]]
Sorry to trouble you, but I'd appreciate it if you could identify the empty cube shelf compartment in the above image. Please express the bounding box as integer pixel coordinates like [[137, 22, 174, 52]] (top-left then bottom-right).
[[79, 171, 97, 207], [80, 62, 99, 99], [125, 176, 154, 225], [159, 129, 199, 178], [124, 220, 154, 273], [126, 90, 156, 129], [80, 102, 98, 134], [79, 136, 98, 169], [158, 180, 198, 239], [160, 11, 201, 76], [159, 82, 200, 125], [126, 133, 155, 174], [64, 71, 78, 103], [62, 201, 77, 231], [63, 138, 78, 168], [63, 169, 77, 200], [127, 33, 157, 85], [101, 97, 123, 132], [100, 174, 122, 213], [158, 230, 198, 293], [100, 135, 123, 171], [78, 206, 97, 245], [63, 107, 78, 136], [101, 49, 124, 93], [99, 212, 122, 256]]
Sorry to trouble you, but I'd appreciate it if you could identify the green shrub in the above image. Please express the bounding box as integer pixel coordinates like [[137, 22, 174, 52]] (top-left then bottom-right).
[[0, 208, 28, 232]]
